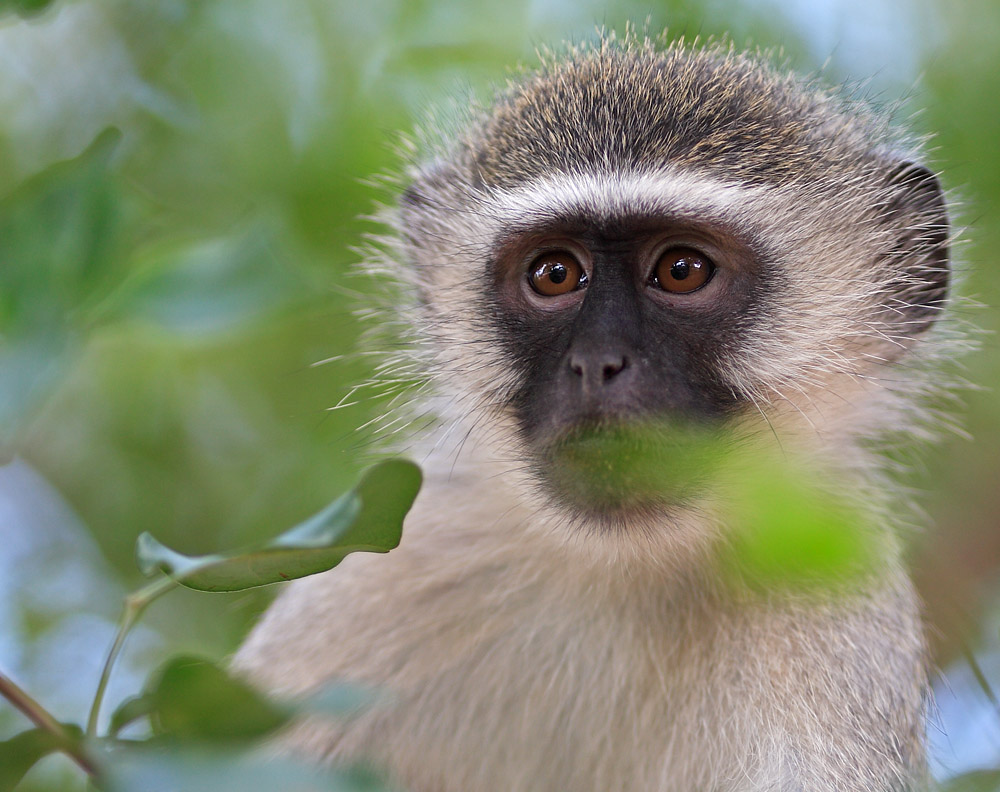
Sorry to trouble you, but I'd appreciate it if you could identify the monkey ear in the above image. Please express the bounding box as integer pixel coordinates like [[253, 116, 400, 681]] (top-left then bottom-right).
[[882, 161, 950, 333], [400, 158, 464, 213], [398, 159, 461, 254], [400, 179, 435, 211]]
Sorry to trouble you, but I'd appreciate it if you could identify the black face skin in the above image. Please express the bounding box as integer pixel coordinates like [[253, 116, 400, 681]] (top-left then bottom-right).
[[487, 211, 774, 517]]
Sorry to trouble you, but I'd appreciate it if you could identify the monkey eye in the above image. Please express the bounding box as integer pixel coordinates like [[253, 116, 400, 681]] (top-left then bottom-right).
[[653, 248, 714, 294], [527, 251, 587, 297]]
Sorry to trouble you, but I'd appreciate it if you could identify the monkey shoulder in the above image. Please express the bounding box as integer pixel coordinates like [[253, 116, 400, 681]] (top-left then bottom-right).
[[234, 475, 927, 791]]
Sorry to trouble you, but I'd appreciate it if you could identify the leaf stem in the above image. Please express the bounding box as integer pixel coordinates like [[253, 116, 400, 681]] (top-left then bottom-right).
[[0, 669, 97, 776], [86, 575, 177, 738]]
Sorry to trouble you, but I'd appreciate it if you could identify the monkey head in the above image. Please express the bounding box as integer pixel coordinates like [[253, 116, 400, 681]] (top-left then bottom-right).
[[390, 38, 950, 529]]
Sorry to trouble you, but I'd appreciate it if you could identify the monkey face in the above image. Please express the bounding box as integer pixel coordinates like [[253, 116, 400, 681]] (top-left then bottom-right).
[[483, 213, 764, 514], [489, 214, 762, 431], [397, 163, 949, 521], [395, 46, 950, 523]]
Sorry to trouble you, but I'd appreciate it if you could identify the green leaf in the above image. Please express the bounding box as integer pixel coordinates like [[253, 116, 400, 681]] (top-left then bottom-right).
[[942, 770, 1000, 792], [0, 725, 84, 792], [108, 657, 381, 745], [140, 656, 288, 743], [0, 128, 123, 440], [546, 417, 728, 512], [135, 459, 421, 592], [0, 128, 122, 334], [108, 695, 158, 739], [717, 450, 880, 595], [100, 746, 395, 792]]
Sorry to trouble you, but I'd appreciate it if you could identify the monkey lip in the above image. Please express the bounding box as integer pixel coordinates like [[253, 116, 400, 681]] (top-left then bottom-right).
[[537, 417, 727, 514]]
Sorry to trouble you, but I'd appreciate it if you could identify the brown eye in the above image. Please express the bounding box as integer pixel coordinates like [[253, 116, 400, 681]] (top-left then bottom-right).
[[528, 251, 587, 297], [653, 248, 714, 294]]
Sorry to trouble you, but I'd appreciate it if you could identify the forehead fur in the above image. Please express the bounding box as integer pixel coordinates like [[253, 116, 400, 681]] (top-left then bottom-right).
[[462, 38, 904, 190]]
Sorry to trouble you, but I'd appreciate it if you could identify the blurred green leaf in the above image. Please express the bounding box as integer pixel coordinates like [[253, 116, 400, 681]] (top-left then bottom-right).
[[134, 656, 287, 743], [136, 459, 421, 591], [100, 746, 395, 792], [0, 725, 83, 792], [109, 658, 379, 741], [0, 128, 122, 333], [718, 453, 880, 594], [0, 333, 73, 443], [0, 129, 121, 439], [941, 770, 1000, 792], [108, 694, 157, 739], [298, 682, 380, 721], [0, 128, 123, 440], [112, 224, 296, 335], [0, 0, 56, 18], [546, 418, 729, 512]]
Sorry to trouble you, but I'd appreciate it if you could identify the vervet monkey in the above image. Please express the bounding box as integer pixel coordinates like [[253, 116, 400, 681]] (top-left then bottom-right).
[[235, 33, 955, 792]]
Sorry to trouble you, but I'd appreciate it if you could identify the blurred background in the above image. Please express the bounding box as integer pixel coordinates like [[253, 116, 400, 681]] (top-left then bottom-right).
[[0, 0, 997, 788]]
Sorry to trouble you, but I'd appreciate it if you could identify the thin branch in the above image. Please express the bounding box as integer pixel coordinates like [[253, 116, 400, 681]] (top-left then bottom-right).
[[0, 669, 97, 776]]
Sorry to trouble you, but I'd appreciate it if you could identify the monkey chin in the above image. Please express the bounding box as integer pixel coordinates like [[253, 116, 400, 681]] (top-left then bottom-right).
[[535, 415, 730, 526]]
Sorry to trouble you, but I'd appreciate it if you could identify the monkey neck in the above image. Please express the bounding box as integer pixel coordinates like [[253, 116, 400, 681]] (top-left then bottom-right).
[[408, 415, 908, 615], [402, 400, 902, 611]]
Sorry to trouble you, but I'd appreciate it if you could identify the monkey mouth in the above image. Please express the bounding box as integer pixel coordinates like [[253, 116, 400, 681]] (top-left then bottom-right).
[[537, 417, 728, 516]]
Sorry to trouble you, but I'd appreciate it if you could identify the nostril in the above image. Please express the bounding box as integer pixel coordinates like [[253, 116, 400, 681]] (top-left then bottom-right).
[[602, 356, 627, 381], [567, 352, 628, 383]]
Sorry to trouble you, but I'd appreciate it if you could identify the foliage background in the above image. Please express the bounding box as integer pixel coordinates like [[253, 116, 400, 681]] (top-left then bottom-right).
[[0, 0, 998, 787]]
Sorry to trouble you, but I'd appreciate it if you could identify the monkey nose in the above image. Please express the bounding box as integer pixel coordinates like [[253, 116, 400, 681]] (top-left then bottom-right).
[[568, 350, 629, 387]]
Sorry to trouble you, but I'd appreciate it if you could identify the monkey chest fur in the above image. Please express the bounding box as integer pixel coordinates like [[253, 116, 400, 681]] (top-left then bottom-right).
[[235, 475, 926, 792]]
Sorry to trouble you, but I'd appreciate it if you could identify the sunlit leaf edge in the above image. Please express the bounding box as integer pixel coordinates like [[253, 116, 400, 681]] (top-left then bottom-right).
[[135, 459, 421, 592]]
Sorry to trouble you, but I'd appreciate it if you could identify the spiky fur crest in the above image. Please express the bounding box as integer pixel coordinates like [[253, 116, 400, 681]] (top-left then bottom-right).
[[236, 32, 969, 792]]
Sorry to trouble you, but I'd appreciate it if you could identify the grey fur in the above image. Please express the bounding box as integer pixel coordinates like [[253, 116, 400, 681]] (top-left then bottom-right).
[[234, 33, 959, 792]]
